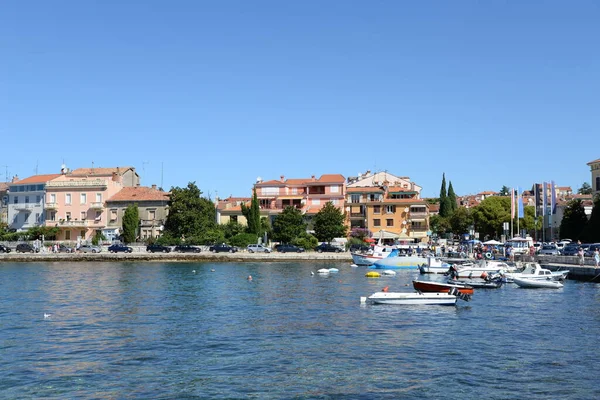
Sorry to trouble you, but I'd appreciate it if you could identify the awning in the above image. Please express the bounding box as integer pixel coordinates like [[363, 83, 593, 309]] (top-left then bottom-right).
[[278, 195, 305, 200], [375, 229, 400, 239]]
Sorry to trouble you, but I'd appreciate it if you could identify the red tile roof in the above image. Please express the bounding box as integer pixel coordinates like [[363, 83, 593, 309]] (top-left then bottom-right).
[[108, 186, 170, 202], [71, 167, 134, 176], [257, 174, 346, 186], [11, 174, 62, 184], [587, 158, 600, 165]]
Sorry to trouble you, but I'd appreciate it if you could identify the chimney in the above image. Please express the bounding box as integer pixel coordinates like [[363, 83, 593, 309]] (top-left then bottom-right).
[[280, 175, 285, 182], [112, 172, 118, 182], [11, 175, 19, 183], [152, 184, 157, 190], [311, 175, 315, 181]]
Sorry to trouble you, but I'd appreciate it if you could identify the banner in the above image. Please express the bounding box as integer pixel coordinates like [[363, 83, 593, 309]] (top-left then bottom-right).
[[518, 187, 524, 218], [534, 183, 538, 218], [551, 180, 557, 215], [542, 182, 547, 216], [511, 188, 515, 219]]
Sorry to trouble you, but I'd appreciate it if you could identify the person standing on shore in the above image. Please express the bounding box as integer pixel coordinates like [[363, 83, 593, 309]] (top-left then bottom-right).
[[578, 247, 585, 266], [594, 249, 600, 268]]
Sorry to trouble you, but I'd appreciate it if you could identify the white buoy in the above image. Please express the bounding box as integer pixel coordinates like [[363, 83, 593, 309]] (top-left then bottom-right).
[[360, 297, 367, 304], [44, 313, 51, 319], [310, 271, 314, 276], [350, 264, 359, 268], [192, 270, 196, 273]]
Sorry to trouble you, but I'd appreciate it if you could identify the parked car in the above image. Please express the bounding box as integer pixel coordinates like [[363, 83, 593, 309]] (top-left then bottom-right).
[[315, 243, 343, 253], [349, 244, 371, 253], [585, 244, 600, 257], [276, 244, 305, 253], [146, 244, 172, 253], [561, 244, 580, 256], [538, 245, 560, 256], [0, 244, 12, 253], [79, 244, 102, 253], [174, 244, 202, 253], [108, 244, 133, 253], [16, 243, 39, 253], [209, 243, 238, 253], [247, 244, 271, 253], [58, 244, 74, 253]]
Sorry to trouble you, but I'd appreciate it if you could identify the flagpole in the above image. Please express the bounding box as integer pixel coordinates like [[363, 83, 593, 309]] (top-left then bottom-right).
[[510, 188, 514, 238]]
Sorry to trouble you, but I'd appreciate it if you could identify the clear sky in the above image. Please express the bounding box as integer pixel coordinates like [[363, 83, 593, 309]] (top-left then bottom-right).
[[1, 1, 598, 199]]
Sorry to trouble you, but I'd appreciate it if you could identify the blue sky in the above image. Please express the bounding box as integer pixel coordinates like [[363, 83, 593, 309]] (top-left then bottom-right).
[[1, 1, 598, 199]]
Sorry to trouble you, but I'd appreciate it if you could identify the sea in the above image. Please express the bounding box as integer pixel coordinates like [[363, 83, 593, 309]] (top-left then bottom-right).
[[1, 261, 599, 400]]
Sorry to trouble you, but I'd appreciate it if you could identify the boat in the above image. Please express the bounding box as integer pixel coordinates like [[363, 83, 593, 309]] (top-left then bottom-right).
[[418, 256, 454, 274], [363, 291, 461, 305], [448, 260, 515, 279], [372, 255, 443, 270], [504, 262, 568, 282], [512, 277, 564, 289], [351, 246, 398, 266], [447, 278, 504, 289], [381, 270, 397, 276], [412, 280, 474, 295], [317, 268, 330, 274], [328, 268, 339, 273]]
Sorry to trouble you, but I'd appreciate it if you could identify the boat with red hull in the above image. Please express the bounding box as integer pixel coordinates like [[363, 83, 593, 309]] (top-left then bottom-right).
[[412, 280, 474, 295]]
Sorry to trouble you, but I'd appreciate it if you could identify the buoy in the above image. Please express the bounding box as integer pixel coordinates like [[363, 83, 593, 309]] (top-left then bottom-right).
[[360, 296, 367, 304], [44, 313, 51, 319], [247, 275, 253, 281], [365, 271, 380, 278], [311, 271, 315, 276], [192, 270, 196, 273], [485, 252, 492, 259], [211, 269, 215, 272]]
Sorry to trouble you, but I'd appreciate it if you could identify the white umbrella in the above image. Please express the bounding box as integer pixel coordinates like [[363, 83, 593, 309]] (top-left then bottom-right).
[[483, 240, 502, 245]]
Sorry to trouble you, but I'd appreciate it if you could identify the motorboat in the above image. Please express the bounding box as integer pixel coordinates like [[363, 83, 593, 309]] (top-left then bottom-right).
[[418, 256, 453, 274], [317, 268, 330, 275], [381, 270, 397, 276], [372, 255, 444, 270], [504, 262, 568, 282], [512, 277, 564, 289], [351, 246, 398, 266], [363, 291, 465, 305], [448, 260, 515, 279], [412, 280, 474, 295], [447, 278, 504, 289]]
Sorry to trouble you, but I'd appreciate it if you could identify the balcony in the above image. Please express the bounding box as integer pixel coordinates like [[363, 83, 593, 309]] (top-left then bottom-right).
[[45, 202, 58, 210], [409, 211, 428, 219], [46, 179, 108, 189], [410, 225, 428, 232], [14, 204, 35, 212], [89, 202, 104, 210], [56, 220, 88, 227], [140, 219, 165, 227]]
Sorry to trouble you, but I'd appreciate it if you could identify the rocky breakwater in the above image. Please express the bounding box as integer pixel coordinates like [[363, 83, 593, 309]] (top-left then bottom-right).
[[0, 251, 354, 263]]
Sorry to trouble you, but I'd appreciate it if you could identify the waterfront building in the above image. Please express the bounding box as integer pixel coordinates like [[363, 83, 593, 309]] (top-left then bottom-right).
[[0, 182, 8, 224], [105, 184, 170, 241], [215, 197, 251, 226], [346, 171, 429, 243], [587, 158, 600, 197], [7, 174, 61, 232]]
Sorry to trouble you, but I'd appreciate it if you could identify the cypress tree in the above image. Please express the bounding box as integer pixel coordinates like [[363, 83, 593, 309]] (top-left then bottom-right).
[[241, 187, 261, 236], [439, 173, 450, 217], [447, 181, 458, 213]]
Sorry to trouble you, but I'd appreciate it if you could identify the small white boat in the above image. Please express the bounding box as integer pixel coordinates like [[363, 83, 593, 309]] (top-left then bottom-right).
[[317, 268, 330, 275], [381, 270, 396, 276], [504, 262, 568, 282], [364, 291, 459, 305], [449, 260, 515, 279], [351, 246, 398, 266], [512, 277, 564, 289], [372, 255, 441, 270], [328, 268, 339, 273]]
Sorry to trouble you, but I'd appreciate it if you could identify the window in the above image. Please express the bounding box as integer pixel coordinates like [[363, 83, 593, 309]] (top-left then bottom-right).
[[291, 188, 297, 195], [13, 196, 17, 204], [65, 194, 71, 205], [110, 209, 117, 221], [80, 230, 85, 239], [350, 194, 361, 204], [231, 215, 238, 223], [330, 185, 339, 193], [36, 213, 40, 223], [96, 193, 102, 202], [597, 177, 600, 191], [312, 199, 321, 206], [25, 196, 29, 204], [148, 209, 156, 220], [373, 205, 381, 214], [261, 187, 278, 196], [50, 211, 56, 221], [80, 193, 87, 204], [65, 231, 71, 240], [385, 205, 395, 214], [95, 211, 102, 220], [373, 219, 381, 227], [36, 196, 41, 203], [81, 211, 86, 220], [24, 213, 29, 223], [386, 219, 394, 227], [50, 194, 56, 203], [331, 199, 338, 205], [66, 212, 71, 221]]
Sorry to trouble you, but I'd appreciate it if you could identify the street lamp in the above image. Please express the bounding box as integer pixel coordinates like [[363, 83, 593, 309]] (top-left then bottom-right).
[[469, 226, 475, 258]]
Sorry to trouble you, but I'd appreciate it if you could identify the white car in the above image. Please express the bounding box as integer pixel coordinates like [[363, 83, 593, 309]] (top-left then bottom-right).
[[247, 244, 271, 253]]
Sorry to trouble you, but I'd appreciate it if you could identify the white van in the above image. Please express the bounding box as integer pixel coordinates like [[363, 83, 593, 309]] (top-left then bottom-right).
[[505, 236, 534, 255]]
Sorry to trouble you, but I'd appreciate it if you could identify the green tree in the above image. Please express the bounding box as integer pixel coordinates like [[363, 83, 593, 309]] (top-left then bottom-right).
[[499, 186, 510, 196], [580, 195, 600, 242], [163, 182, 216, 240], [429, 214, 451, 236], [578, 182, 593, 195], [448, 207, 473, 236], [439, 173, 451, 217], [122, 204, 139, 243], [222, 220, 245, 239], [559, 199, 588, 240], [241, 188, 261, 236], [471, 196, 511, 238], [272, 206, 306, 243], [313, 202, 347, 243], [447, 181, 458, 213]]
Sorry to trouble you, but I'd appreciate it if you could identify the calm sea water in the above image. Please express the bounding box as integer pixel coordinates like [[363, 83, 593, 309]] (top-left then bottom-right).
[[1, 261, 599, 399]]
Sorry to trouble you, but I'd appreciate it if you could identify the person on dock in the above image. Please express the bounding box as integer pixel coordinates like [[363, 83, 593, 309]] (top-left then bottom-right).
[[578, 247, 585, 266], [594, 249, 599, 268]]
